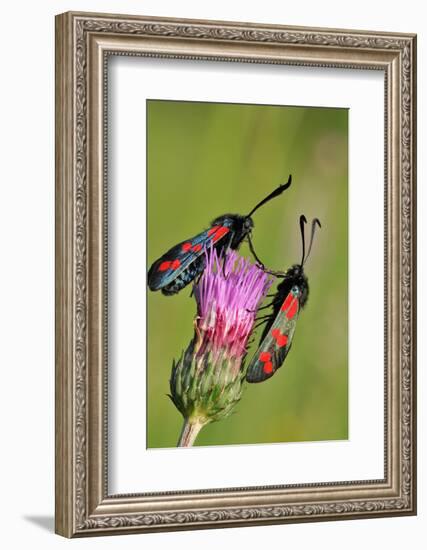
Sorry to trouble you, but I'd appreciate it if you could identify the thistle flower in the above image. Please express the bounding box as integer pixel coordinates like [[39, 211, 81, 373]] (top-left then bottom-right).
[[170, 248, 272, 447]]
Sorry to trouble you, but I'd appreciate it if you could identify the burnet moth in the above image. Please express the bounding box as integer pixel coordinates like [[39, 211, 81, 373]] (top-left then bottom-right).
[[147, 175, 292, 296], [245, 215, 321, 383]]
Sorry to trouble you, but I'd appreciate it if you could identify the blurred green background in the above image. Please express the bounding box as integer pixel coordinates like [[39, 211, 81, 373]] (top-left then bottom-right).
[[147, 99, 348, 448]]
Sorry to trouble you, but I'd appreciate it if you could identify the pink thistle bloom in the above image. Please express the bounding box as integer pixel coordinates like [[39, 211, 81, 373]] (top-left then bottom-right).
[[194, 248, 273, 371], [170, 248, 273, 446]]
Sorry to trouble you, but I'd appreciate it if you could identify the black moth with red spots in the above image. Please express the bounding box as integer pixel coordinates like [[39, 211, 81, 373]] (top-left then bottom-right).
[[147, 176, 292, 296], [246, 215, 321, 383]]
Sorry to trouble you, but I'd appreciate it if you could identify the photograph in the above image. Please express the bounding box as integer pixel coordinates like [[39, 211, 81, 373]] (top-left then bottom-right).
[[146, 99, 349, 448]]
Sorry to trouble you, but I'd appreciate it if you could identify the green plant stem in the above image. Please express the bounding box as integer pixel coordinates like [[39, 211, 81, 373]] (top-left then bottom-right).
[[177, 417, 206, 447]]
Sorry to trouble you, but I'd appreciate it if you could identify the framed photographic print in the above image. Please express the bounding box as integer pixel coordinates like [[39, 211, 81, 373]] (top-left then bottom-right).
[[55, 11, 417, 537]]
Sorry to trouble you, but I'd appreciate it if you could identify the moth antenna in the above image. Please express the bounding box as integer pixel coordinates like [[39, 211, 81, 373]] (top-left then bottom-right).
[[246, 174, 292, 218], [304, 218, 322, 265], [299, 215, 308, 267]]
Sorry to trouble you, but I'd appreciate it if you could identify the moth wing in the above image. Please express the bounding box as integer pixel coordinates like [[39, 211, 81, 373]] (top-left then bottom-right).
[[246, 291, 300, 383], [147, 225, 231, 291]]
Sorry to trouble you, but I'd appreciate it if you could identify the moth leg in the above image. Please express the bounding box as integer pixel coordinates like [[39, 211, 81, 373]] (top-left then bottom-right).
[[255, 314, 273, 322], [247, 233, 266, 270], [253, 318, 271, 330], [246, 302, 274, 313], [247, 234, 287, 277], [221, 254, 228, 278], [257, 303, 274, 311], [189, 272, 203, 297], [220, 233, 234, 278]]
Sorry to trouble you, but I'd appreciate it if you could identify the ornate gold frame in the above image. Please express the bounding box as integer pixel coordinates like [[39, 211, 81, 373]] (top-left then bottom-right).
[[55, 11, 417, 537]]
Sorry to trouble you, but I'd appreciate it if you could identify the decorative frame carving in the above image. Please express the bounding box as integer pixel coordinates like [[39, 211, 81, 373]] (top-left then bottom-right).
[[55, 11, 417, 537]]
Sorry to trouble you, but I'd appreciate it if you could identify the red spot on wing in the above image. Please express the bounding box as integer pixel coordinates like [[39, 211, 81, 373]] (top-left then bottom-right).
[[213, 226, 229, 242], [208, 225, 230, 242], [208, 226, 220, 236], [171, 259, 181, 270], [259, 351, 271, 362], [286, 299, 298, 319], [263, 362, 273, 374], [271, 329, 289, 348], [159, 261, 172, 271], [192, 244, 202, 252], [181, 242, 192, 252], [276, 334, 289, 348], [281, 293, 294, 312]]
